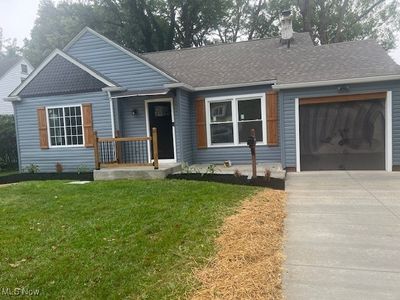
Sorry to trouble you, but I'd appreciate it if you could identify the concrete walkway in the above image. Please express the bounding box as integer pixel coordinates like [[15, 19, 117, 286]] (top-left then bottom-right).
[[284, 171, 400, 300]]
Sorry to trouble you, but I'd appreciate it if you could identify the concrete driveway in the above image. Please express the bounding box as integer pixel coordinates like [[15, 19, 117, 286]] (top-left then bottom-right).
[[284, 171, 400, 300]]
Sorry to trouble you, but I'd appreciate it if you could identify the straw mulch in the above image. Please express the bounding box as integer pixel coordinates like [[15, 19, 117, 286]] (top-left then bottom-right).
[[191, 189, 286, 300]]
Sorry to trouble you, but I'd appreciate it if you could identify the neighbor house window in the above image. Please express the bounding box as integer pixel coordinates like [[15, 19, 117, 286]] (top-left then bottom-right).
[[206, 94, 266, 146], [21, 64, 28, 74], [47, 106, 84, 147]]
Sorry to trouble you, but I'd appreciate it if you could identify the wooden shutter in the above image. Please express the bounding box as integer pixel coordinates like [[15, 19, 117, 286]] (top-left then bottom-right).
[[266, 90, 279, 146], [195, 97, 207, 149], [37, 107, 49, 149], [82, 103, 94, 148]]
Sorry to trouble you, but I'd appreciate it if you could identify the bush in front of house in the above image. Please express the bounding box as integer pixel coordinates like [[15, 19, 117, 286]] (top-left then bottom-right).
[[0, 115, 18, 170]]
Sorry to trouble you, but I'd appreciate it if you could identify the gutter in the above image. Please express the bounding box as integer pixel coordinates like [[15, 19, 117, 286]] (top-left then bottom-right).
[[164, 80, 277, 92], [4, 96, 21, 102], [102, 87, 126, 92], [272, 74, 400, 90]]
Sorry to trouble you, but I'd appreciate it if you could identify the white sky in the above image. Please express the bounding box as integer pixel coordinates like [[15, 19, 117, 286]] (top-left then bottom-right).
[[1, 0, 400, 64]]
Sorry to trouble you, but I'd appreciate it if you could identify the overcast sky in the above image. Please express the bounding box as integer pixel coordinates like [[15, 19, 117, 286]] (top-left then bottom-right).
[[1, 0, 400, 64]]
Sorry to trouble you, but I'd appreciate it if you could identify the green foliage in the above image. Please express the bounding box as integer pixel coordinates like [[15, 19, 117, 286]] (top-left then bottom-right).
[[23, 164, 40, 174], [0, 180, 256, 299], [77, 164, 89, 174], [0, 115, 18, 170], [22, 0, 400, 66]]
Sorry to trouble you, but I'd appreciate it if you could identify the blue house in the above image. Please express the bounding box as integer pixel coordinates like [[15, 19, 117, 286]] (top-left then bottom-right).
[[5, 25, 400, 173]]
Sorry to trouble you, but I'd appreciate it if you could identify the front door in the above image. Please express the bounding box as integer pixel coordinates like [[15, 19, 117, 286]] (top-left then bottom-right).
[[147, 101, 175, 160]]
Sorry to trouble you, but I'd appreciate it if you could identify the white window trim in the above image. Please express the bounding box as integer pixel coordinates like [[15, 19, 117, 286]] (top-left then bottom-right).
[[46, 104, 86, 148], [205, 93, 267, 148]]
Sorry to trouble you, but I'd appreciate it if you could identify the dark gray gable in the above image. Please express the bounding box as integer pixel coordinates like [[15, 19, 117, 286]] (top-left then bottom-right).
[[19, 54, 107, 97]]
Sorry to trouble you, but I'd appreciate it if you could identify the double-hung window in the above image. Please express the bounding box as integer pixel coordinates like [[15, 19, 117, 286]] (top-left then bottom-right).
[[47, 105, 84, 147], [206, 94, 266, 147]]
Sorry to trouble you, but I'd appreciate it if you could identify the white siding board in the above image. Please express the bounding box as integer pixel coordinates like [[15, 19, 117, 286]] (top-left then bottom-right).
[[0, 59, 33, 114]]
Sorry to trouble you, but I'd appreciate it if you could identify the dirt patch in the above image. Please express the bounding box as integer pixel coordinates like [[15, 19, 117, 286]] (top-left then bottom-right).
[[191, 189, 286, 300]]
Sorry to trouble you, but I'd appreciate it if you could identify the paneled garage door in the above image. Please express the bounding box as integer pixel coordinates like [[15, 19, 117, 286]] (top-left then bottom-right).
[[299, 95, 386, 171]]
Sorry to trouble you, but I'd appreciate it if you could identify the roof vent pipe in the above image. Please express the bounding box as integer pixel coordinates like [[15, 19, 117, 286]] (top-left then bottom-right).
[[281, 10, 294, 48]]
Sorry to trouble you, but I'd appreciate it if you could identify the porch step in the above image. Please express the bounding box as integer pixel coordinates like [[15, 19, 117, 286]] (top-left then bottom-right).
[[93, 164, 182, 181]]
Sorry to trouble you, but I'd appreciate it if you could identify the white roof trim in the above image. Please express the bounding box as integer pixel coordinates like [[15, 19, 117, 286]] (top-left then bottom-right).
[[272, 75, 400, 90], [63, 27, 179, 83], [4, 96, 21, 102], [164, 80, 277, 92], [10, 49, 117, 97]]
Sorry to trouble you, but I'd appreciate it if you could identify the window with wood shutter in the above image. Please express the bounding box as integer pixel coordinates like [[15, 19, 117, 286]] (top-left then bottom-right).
[[47, 106, 84, 146], [37, 107, 49, 149], [195, 97, 207, 149], [82, 103, 94, 148], [266, 90, 279, 146], [205, 94, 266, 147]]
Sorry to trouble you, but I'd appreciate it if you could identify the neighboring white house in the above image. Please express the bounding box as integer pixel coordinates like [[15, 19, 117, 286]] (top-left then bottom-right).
[[0, 56, 33, 115]]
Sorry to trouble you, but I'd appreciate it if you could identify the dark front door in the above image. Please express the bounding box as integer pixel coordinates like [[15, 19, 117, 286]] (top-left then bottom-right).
[[300, 99, 385, 170], [148, 101, 174, 160]]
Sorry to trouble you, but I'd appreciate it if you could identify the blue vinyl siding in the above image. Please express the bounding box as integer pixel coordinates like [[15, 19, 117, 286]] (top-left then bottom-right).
[[118, 95, 184, 162], [280, 80, 400, 168], [66, 31, 172, 90], [14, 91, 112, 172], [175, 89, 192, 163], [190, 85, 282, 164]]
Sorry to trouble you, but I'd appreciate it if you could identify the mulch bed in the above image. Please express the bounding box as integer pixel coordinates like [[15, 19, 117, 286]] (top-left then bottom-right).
[[191, 189, 286, 300], [167, 174, 285, 190], [0, 172, 93, 185]]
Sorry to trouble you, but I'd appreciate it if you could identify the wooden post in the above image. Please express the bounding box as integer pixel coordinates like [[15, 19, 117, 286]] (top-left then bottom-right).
[[251, 129, 257, 179], [93, 131, 100, 170], [115, 130, 122, 164], [152, 127, 159, 170]]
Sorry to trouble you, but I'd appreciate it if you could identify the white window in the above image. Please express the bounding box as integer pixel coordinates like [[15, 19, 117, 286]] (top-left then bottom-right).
[[47, 105, 84, 147], [206, 94, 266, 147]]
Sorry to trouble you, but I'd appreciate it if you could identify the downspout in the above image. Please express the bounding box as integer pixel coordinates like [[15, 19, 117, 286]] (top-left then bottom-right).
[[107, 91, 116, 138], [12, 102, 22, 172]]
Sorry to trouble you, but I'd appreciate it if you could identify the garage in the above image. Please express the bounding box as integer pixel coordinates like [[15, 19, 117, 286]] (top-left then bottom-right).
[[299, 92, 387, 171]]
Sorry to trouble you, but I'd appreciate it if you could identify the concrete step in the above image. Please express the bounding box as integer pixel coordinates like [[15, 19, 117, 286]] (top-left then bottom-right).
[[94, 164, 182, 181]]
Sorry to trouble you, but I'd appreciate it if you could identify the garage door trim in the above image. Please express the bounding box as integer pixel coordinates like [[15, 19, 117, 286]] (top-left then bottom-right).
[[294, 91, 392, 172]]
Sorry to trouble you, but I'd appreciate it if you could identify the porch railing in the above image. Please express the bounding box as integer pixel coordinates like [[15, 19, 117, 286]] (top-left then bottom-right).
[[93, 128, 159, 170]]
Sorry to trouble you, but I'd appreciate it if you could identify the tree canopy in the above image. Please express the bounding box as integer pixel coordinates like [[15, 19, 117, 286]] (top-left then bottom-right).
[[22, 0, 400, 67]]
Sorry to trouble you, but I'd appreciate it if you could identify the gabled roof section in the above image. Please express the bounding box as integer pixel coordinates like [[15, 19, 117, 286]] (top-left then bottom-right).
[[11, 49, 117, 98], [143, 34, 400, 89], [0, 56, 23, 79], [64, 27, 178, 83]]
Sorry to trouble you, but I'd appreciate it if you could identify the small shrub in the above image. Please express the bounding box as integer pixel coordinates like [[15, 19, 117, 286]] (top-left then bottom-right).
[[181, 162, 200, 174], [233, 169, 242, 178], [77, 164, 89, 174], [55, 162, 64, 174], [265, 168, 271, 182], [204, 164, 217, 175], [24, 164, 40, 174]]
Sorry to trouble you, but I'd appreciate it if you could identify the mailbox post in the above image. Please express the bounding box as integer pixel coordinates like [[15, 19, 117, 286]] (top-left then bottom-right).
[[247, 129, 257, 179]]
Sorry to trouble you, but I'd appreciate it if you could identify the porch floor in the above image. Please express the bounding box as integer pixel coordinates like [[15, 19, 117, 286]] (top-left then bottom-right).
[[184, 163, 286, 180], [93, 163, 181, 181]]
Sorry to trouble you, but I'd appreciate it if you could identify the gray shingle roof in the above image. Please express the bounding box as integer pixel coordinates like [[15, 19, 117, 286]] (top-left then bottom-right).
[[0, 56, 22, 79], [142, 33, 400, 88], [19, 54, 108, 97]]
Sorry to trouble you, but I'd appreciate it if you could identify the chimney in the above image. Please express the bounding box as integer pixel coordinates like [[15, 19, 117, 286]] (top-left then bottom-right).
[[281, 10, 293, 48]]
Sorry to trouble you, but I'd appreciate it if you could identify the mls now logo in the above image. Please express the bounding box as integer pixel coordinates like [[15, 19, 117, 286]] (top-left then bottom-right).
[[1, 287, 40, 296]]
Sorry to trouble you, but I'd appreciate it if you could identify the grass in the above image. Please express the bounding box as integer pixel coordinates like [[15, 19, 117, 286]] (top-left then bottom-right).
[[0, 180, 257, 299]]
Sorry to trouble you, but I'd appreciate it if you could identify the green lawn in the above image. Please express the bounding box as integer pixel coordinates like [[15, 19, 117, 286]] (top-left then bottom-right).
[[0, 180, 257, 299]]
